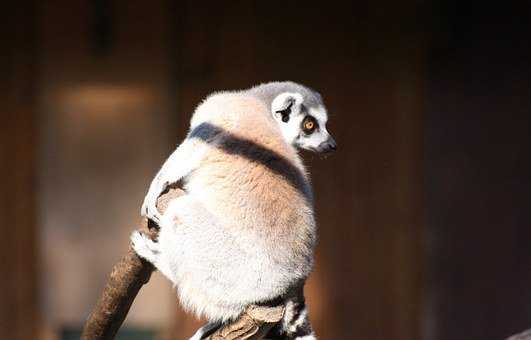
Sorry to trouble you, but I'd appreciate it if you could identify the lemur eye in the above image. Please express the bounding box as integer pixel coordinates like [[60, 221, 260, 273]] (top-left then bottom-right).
[[302, 116, 317, 134]]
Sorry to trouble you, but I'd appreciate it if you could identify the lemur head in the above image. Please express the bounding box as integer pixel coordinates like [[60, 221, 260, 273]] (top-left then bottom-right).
[[266, 82, 336, 153]]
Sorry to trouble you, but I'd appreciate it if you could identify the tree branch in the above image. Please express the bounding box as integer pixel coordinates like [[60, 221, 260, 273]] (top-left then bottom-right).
[[81, 187, 284, 340], [205, 305, 284, 340]]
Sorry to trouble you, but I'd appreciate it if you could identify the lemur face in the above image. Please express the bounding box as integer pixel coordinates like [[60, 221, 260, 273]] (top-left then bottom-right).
[[272, 92, 337, 153]]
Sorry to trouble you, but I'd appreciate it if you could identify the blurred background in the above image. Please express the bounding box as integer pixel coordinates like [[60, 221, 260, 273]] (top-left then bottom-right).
[[1, 1, 530, 340]]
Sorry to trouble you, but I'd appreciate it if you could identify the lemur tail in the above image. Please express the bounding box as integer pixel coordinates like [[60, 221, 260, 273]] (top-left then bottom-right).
[[265, 294, 316, 340]]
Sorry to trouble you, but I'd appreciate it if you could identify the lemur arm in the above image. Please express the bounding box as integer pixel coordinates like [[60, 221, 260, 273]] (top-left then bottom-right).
[[141, 139, 205, 224]]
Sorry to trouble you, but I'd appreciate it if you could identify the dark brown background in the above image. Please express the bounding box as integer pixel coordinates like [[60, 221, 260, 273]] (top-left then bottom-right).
[[1, 1, 530, 340]]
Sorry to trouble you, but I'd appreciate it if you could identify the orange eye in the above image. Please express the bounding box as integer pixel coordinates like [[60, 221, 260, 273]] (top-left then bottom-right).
[[302, 116, 318, 134]]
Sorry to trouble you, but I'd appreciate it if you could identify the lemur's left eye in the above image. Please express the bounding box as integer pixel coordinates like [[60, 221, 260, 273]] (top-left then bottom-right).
[[302, 116, 317, 134]]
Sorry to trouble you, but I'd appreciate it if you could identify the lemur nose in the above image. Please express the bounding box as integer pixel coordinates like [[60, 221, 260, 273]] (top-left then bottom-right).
[[328, 137, 337, 151], [323, 136, 337, 152], [318, 137, 337, 153]]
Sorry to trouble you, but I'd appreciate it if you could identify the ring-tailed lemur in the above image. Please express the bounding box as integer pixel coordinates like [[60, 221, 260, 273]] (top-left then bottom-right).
[[131, 81, 336, 339]]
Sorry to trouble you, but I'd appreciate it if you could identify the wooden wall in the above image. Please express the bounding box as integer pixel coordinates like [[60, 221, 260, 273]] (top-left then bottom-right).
[[425, 2, 531, 339], [0, 2, 39, 339], [37, 0, 177, 337]]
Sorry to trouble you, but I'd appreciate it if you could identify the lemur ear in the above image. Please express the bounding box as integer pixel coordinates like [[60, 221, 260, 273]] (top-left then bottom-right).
[[276, 100, 293, 122], [271, 92, 303, 123]]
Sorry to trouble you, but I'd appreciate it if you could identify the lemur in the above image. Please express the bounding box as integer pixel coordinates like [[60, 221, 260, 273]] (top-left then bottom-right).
[[131, 81, 336, 339]]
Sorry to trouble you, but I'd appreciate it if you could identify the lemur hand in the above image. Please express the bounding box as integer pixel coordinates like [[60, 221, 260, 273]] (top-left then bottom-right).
[[140, 182, 165, 225]]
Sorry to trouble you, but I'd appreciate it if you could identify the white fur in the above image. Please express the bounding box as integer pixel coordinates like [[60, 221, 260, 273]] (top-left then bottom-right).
[[295, 335, 317, 340], [134, 82, 332, 327], [140, 139, 207, 224], [271, 92, 304, 142]]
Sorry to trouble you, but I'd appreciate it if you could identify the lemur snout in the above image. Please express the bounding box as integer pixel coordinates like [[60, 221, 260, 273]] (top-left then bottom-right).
[[317, 137, 337, 153]]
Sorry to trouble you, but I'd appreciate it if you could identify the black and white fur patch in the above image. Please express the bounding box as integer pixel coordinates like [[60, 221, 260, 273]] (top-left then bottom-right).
[[265, 297, 316, 340]]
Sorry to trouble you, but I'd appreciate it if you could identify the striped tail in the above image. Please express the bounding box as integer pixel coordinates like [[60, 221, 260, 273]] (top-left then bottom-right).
[[265, 294, 316, 340]]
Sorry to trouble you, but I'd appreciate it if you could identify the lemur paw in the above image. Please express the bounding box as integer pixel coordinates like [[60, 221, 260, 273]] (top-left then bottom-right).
[[140, 193, 162, 225], [130, 231, 159, 262]]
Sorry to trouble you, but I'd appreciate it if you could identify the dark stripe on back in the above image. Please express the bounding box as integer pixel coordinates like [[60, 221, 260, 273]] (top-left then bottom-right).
[[189, 122, 313, 203]]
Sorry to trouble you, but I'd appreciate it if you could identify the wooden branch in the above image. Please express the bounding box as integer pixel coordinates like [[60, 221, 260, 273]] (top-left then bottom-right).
[[81, 187, 284, 340], [205, 305, 284, 340], [80, 188, 178, 340]]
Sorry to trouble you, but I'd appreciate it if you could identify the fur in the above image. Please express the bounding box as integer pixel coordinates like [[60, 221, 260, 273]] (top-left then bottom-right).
[[133, 81, 334, 339]]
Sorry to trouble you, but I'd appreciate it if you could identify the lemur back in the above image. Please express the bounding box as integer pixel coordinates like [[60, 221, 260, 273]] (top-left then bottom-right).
[[186, 93, 315, 249], [175, 94, 316, 318]]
